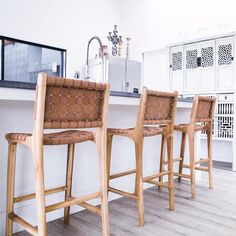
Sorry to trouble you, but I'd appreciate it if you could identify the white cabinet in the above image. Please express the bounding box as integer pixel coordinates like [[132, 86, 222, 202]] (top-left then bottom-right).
[[170, 40, 216, 93], [143, 34, 235, 94], [169, 37, 234, 93]]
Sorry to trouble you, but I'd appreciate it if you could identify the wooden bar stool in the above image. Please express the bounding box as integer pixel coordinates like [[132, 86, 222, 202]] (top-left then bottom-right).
[[106, 88, 178, 226], [160, 96, 216, 199], [5, 73, 110, 236]]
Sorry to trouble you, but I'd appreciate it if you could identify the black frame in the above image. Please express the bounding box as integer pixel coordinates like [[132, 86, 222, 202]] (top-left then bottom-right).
[[0, 35, 67, 90]]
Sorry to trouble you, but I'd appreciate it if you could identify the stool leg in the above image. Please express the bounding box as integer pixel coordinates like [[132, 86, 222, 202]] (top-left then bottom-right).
[[64, 144, 75, 224], [135, 140, 144, 226], [97, 133, 110, 236], [166, 134, 174, 210], [33, 145, 47, 235], [178, 132, 186, 182], [6, 143, 17, 236], [188, 131, 196, 199], [106, 134, 113, 190], [158, 134, 166, 190], [207, 129, 213, 189]]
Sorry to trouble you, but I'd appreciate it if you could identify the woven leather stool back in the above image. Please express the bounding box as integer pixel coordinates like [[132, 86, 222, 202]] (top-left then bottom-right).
[[44, 76, 107, 129], [142, 89, 178, 125], [34, 73, 109, 131], [191, 96, 216, 123]]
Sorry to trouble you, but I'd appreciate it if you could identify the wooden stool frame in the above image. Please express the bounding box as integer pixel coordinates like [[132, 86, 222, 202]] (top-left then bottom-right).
[[160, 95, 216, 199], [5, 73, 110, 236], [106, 88, 178, 226]]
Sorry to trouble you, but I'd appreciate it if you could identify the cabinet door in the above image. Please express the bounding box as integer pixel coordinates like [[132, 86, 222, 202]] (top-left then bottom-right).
[[200, 40, 215, 91], [216, 36, 234, 91], [184, 43, 201, 92], [170, 46, 184, 92], [142, 48, 169, 91]]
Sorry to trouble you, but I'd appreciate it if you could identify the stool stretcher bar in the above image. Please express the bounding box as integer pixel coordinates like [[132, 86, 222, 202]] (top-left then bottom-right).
[[46, 192, 102, 213], [14, 186, 67, 203], [108, 187, 137, 199], [109, 169, 136, 180]]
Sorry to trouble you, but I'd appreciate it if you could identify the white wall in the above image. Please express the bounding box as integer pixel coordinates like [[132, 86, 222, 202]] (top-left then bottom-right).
[[0, 0, 120, 78], [117, 0, 236, 60]]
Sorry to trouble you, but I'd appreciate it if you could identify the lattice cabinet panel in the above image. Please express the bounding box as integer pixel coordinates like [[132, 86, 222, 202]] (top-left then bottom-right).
[[218, 44, 232, 66], [169, 46, 184, 92], [172, 52, 182, 71], [216, 116, 234, 139], [182, 93, 234, 141], [201, 94, 234, 140], [186, 49, 198, 69], [201, 46, 214, 67]]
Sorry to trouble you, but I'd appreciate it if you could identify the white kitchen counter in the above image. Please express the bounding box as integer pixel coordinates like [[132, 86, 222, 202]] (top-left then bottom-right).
[[0, 87, 192, 108], [0, 87, 198, 234]]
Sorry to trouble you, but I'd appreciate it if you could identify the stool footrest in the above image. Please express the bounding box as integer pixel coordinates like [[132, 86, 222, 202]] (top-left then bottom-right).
[[143, 171, 170, 182], [174, 173, 191, 179], [109, 169, 136, 180], [163, 158, 182, 165], [108, 187, 137, 199], [195, 158, 210, 164], [144, 179, 169, 188], [69, 197, 101, 215], [195, 166, 209, 171], [9, 213, 37, 235], [46, 192, 102, 213], [182, 164, 209, 172], [14, 186, 67, 203]]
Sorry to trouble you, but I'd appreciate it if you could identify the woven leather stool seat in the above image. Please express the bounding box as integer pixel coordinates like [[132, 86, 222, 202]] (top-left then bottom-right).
[[174, 124, 205, 132], [108, 126, 165, 138], [6, 130, 94, 145]]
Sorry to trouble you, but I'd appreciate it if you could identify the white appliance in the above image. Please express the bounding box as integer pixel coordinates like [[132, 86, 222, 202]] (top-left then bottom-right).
[[88, 55, 141, 93]]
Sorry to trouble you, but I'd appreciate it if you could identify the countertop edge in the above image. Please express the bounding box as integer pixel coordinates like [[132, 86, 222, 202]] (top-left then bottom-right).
[[0, 87, 193, 107]]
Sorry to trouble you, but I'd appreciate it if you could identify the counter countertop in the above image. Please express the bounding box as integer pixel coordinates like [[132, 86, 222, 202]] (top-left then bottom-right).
[[0, 87, 192, 107]]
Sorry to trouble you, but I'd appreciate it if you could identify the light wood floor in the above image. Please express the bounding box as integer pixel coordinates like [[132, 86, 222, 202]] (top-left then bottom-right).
[[15, 168, 236, 236]]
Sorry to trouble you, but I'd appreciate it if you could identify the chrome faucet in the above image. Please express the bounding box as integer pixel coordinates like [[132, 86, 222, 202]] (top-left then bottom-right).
[[85, 36, 104, 80]]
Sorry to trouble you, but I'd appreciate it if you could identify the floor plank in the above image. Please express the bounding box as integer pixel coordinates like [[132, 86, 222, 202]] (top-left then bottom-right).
[[15, 168, 236, 236]]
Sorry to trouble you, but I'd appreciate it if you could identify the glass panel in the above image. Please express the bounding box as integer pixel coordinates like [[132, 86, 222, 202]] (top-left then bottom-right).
[[3, 39, 65, 83], [4, 40, 30, 82]]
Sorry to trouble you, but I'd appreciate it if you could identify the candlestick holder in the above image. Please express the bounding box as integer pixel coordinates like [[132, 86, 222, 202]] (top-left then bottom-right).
[[107, 25, 123, 56]]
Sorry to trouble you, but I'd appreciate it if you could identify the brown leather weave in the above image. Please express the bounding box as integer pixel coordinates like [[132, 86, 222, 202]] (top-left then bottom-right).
[[44, 76, 107, 129], [6, 130, 94, 145], [174, 124, 205, 132], [195, 96, 216, 122], [144, 90, 176, 125]]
